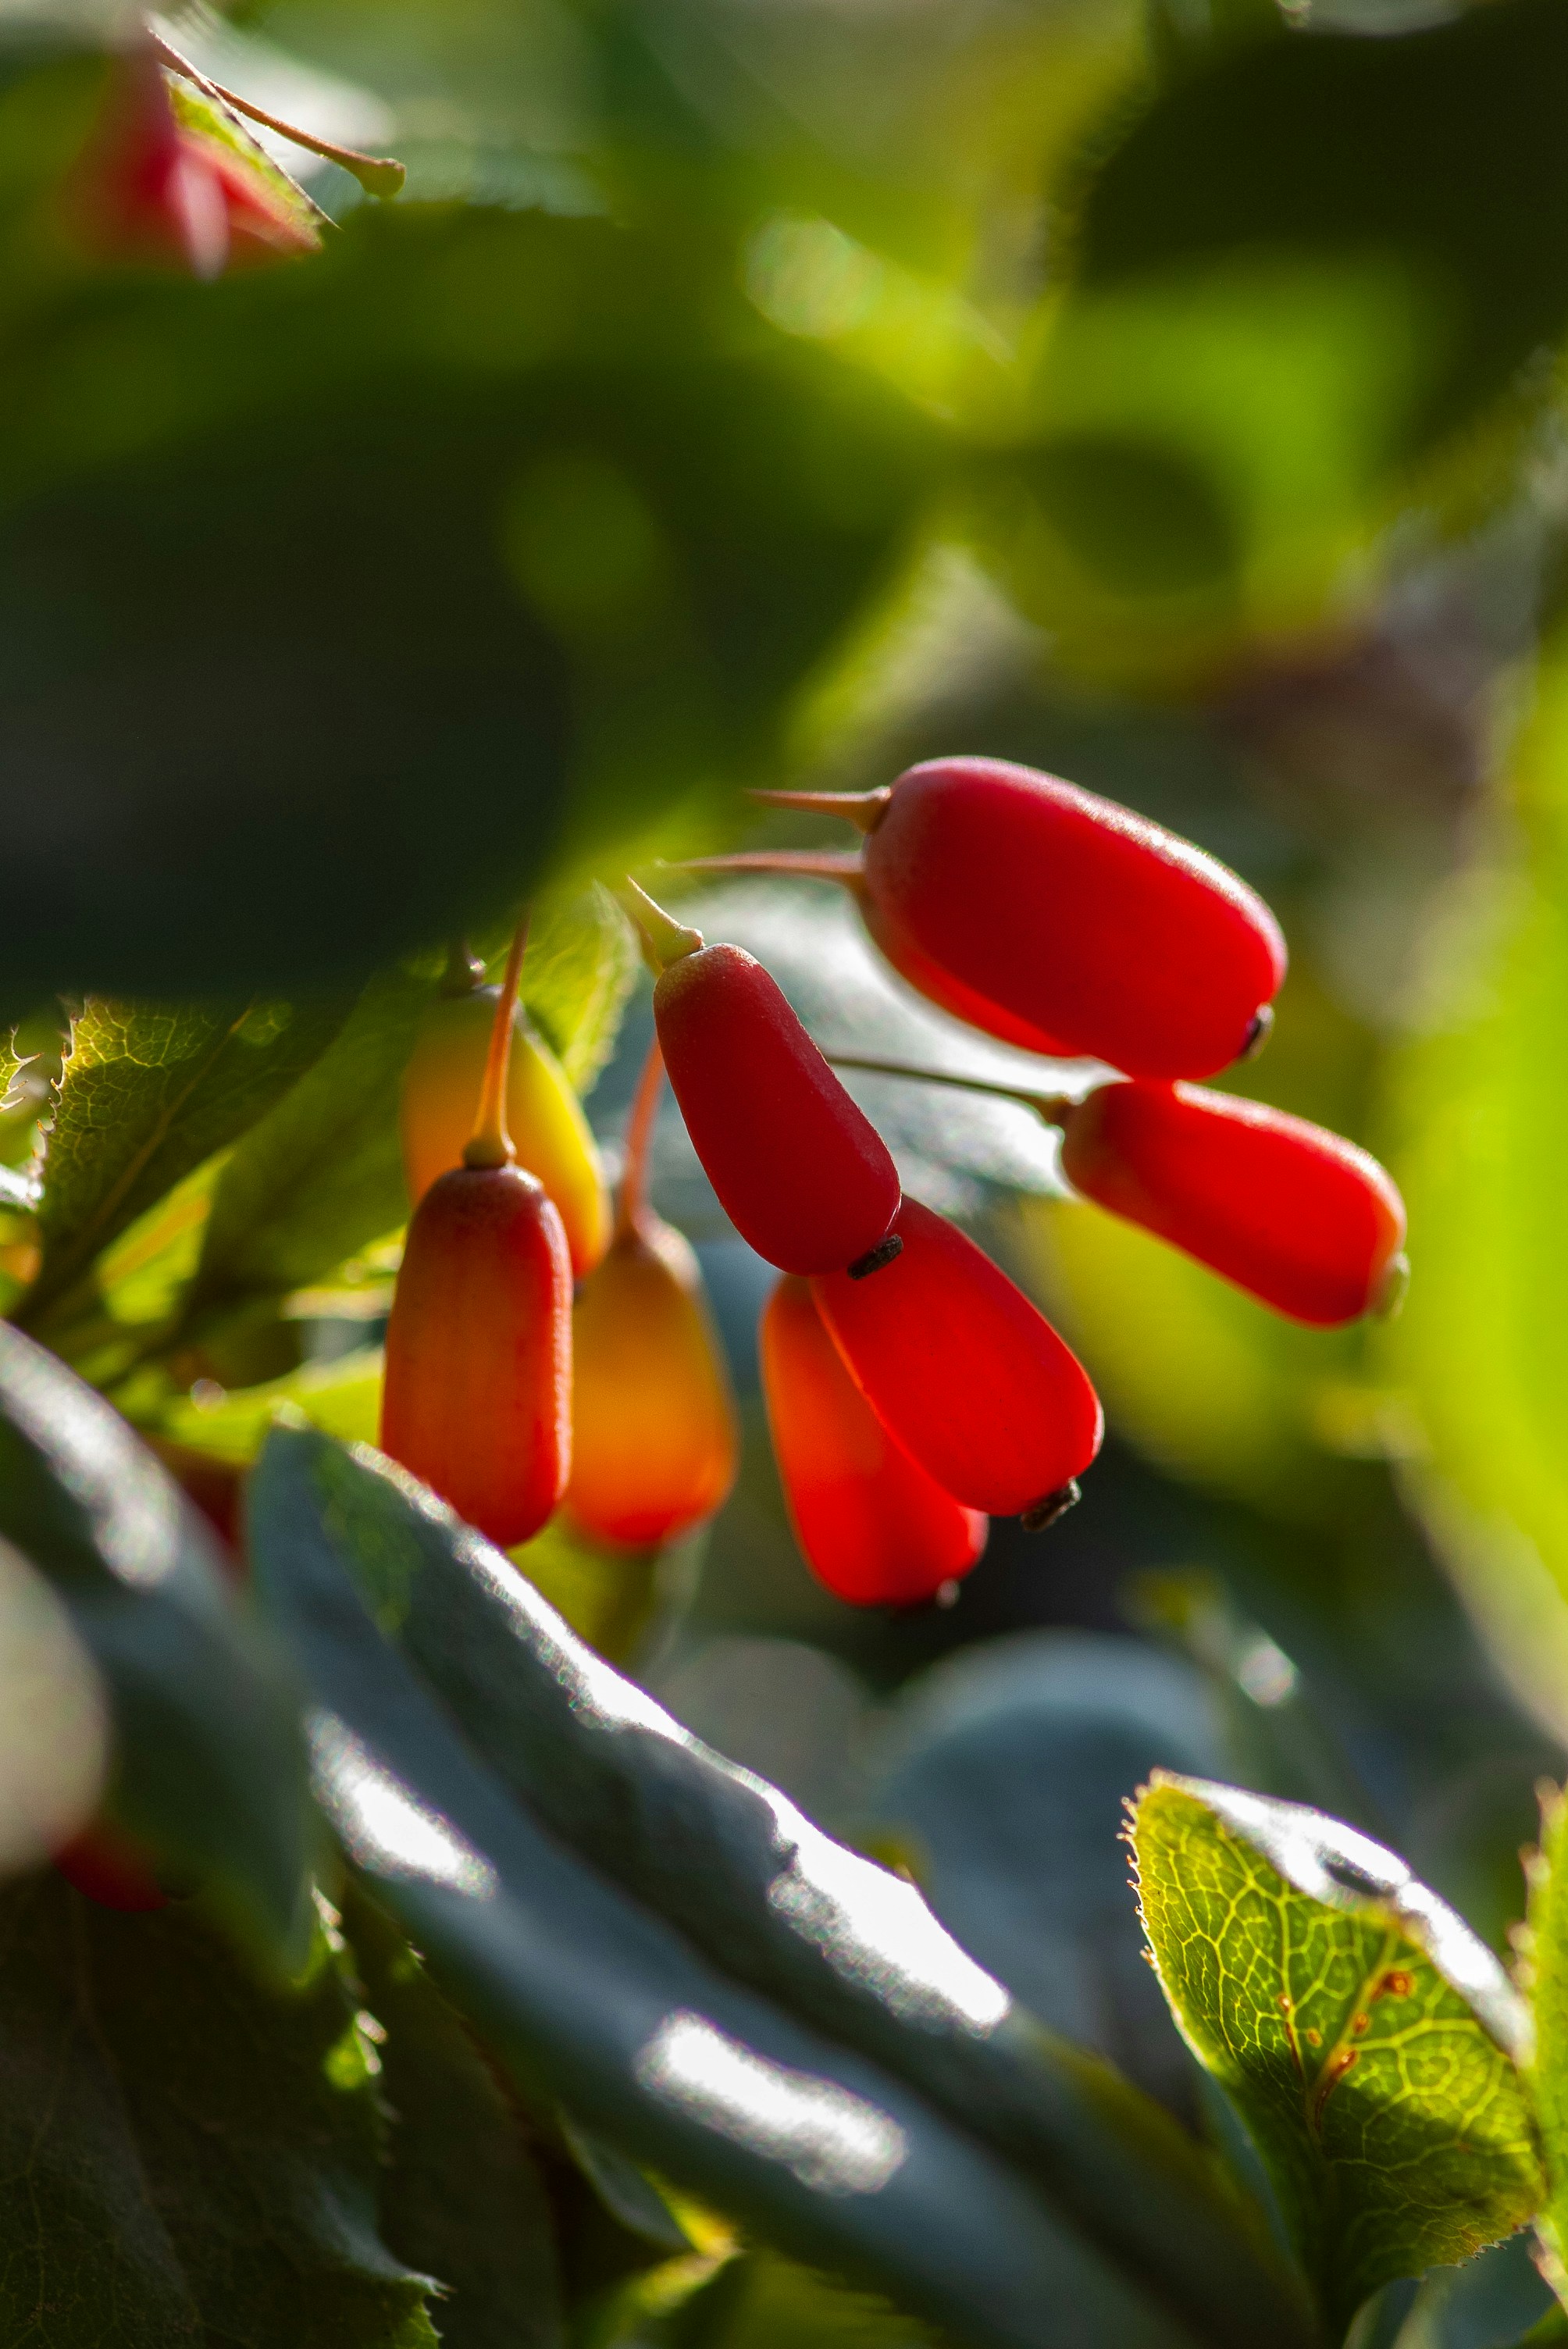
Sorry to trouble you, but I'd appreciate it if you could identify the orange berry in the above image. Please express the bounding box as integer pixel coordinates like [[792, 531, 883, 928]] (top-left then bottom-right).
[[565, 1215, 737, 1552]]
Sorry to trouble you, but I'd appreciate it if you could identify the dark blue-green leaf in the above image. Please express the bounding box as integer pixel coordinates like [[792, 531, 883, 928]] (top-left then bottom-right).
[[253, 1425, 1310, 2349], [248, 1426, 1205, 2349], [0, 1322, 312, 1963]]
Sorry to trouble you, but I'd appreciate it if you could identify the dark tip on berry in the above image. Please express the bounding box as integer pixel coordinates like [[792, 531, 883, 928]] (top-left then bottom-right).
[[1239, 1006, 1274, 1062], [848, 1235, 903, 1280], [1021, 1479, 1080, 1533]]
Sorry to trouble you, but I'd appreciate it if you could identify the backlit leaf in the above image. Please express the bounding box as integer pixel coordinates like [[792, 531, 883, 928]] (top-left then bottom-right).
[[1131, 1774, 1541, 2333]]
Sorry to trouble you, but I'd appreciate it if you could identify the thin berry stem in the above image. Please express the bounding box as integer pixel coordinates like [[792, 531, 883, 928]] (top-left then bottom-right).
[[825, 1053, 1078, 1128], [151, 34, 407, 196], [671, 849, 865, 887], [615, 1039, 665, 1239], [465, 919, 528, 1170]]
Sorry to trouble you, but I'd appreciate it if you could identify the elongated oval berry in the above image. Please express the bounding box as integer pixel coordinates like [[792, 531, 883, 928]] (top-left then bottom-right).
[[740, 760, 1285, 1078], [382, 925, 573, 1548], [761, 1275, 987, 1606], [628, 887, 900, 1275], [381, 1164, 572, 1546], [565, 1219, 737, 1550], [565, 1045, 736, 1550], [1058, 1080, 1408, 1327], [812, 1198, 1103, 1519], [400, 980, 609, 1277]]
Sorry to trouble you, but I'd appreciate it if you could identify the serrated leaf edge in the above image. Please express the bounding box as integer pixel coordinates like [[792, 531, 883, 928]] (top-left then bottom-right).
[[1136, 1772, 1532, 2066]]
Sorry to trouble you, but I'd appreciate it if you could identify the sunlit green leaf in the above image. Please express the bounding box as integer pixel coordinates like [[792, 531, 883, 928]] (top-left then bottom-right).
[[184, 969, 434, 1335], [19, 995, 347, 1341], [1131, 1774, 1542, 2333], [521, 882, 640, 1094]]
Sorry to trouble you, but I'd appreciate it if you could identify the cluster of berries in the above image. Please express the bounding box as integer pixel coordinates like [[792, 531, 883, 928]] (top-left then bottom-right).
[[383, 931, 739, 1566], [380, 757, 1407, 1616]]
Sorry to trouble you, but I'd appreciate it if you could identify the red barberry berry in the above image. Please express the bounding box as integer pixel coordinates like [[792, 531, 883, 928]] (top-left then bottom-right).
[[380, 928, 573, 1547], [730, 758, 1285, 1078], [811, 1198, 1103, 1520], [625, 882, 901, 1276], [761, 1274, 987, 1606], [1057, 1079, 1408, 1326]]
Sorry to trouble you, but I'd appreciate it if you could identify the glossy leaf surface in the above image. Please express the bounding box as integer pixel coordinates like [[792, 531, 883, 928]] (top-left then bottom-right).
[[248, 1424, 1224, 2349], [0, 1322, 311, 1960], [255, 1425, 1306, 2349]]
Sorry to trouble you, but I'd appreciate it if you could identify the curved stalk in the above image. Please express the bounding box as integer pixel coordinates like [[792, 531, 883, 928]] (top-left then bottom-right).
[[464, 920, 527, 1170], [825, 1053, 1078, 1128], [615, 1040, 665, 1240]]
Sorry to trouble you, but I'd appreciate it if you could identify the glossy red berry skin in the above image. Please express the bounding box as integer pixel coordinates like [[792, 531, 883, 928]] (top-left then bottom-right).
[[654, 943, 900, 1274], [54, 1822, 169, 1912], [1058, 1080, 1408, 1328], [811, 1199, 1103, 1517], [380, 1165, 572, 1548], [761, 1276, 987, 1606], [860, 759, 1285, 1078]]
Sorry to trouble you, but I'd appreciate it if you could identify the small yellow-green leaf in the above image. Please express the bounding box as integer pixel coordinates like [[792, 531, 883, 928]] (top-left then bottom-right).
[[1131, 1774, 1541, 2334]]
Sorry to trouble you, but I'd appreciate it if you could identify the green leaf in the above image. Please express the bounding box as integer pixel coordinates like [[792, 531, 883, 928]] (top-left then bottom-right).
[[247, 1427, 1205, 2349], [159, 1345, 384, 1466], [256, 1425, 1309, 2349], [521, 883, 640, 1095], [856, 1631, 1223, 2119], [653, 2248, 943, 2349], [1131, 1774, 1543, 2334], [184, 969, 437, 1336], [1523, 1784, 1568, 2312], [18, 994, 347, 1339], [165, 77, 327, 254], [340, 1882, 565, 2349], [0, 1321, 312, 1965], [0, 1871, 435, 2347]]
